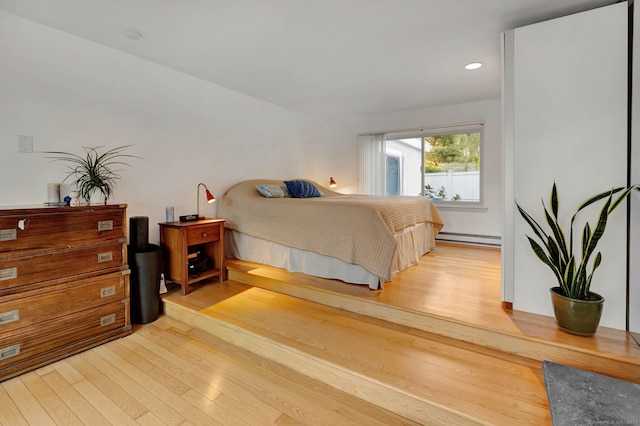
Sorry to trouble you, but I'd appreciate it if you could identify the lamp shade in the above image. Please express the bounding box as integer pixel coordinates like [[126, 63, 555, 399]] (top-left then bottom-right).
[[204, 187, 215, 203]]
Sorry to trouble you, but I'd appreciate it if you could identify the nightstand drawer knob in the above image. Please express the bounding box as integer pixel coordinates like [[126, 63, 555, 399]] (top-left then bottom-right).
[[202, 232, 207, 237]]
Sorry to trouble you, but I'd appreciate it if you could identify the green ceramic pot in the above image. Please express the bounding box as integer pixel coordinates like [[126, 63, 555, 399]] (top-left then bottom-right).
[[550, 287, 604, 337]]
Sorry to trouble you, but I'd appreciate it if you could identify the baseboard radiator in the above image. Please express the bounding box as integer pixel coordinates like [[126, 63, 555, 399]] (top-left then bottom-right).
[[436, 232, 501, 248]]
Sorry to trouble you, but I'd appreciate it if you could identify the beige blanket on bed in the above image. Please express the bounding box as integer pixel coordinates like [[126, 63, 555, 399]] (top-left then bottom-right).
[[218, 179, 444, 281]]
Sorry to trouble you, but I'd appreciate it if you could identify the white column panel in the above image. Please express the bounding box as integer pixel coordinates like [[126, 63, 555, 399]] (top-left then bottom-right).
[[501, 30, 515, 304], [503, 3, 628, 329], [630, 3, 640, 335]]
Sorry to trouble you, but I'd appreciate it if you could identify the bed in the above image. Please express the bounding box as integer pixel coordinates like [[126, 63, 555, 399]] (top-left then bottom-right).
[[218, 179, 444, 289]]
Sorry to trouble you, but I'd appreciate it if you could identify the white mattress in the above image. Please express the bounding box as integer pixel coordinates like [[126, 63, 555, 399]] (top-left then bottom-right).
[[225, 222, 436, 289]]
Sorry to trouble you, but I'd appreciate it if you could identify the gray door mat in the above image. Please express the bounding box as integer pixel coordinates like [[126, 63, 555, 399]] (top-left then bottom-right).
[[542, 360, 640, 425]]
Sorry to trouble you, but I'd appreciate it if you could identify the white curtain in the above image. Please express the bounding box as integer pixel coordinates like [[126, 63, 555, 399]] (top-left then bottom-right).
[[357, 133, 386, 195]]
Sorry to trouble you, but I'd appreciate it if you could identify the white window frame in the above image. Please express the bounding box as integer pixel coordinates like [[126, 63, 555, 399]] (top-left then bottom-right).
[[358, 122, 484, 207]]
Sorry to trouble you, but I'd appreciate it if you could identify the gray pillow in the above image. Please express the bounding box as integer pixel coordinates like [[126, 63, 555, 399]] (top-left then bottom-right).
[[256, 184, 290, 198]]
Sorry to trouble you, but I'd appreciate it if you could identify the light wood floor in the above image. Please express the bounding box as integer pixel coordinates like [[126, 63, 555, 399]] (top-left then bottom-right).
[[0, 315, 415, 426], [2, 243, 639, 425], [162, 281, 552, 424], [225, 243, 640, 368]]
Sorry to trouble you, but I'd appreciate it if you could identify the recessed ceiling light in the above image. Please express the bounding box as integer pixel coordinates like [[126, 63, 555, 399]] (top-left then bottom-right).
[[465, 62, 483, 70], [125, 29, 143, 40]]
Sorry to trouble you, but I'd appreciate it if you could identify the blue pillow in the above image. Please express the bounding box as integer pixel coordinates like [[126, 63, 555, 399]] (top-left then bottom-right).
[[283, 180, 322, 198]]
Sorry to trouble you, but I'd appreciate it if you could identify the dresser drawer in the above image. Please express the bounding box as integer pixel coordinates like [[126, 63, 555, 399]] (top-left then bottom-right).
[[0, 208, 124, 253], [0, 242, 123, 293], [0, 301, 127, 369], [186, 223, 220, 245], [0, 272, 127, 334]]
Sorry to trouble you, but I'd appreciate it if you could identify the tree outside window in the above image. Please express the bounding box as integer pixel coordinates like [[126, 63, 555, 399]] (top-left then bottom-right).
[[424, 132, 480, 202]]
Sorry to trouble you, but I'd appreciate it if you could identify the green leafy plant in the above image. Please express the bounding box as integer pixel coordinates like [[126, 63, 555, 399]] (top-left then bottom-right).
[[46, 145, 139, 204], [424, 184, 461, 201], [516, 183, 638, 300]]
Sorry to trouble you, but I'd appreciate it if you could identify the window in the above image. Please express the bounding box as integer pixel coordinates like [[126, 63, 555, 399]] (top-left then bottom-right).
[[385, 149, 402, 196], [358, 124, 482, 204]]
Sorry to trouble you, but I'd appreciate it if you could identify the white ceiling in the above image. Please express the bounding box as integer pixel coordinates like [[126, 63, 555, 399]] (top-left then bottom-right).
[[0, 0, 621, 117]]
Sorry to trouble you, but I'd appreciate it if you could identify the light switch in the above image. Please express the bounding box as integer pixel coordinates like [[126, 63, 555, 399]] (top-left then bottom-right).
[[18, 135, 33, 153]]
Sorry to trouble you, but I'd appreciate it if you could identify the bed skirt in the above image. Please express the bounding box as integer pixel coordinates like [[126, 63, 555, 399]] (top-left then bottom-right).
[[225, 222, 436, 290]]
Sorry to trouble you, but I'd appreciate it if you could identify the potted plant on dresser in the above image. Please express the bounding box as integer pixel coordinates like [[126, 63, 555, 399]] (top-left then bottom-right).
[[517, 182, 639, 336], [46, 145, 138, 205]]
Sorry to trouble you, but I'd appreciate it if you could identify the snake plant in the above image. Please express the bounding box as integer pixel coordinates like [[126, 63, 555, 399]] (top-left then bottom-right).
[[516, 182, 638, 300]]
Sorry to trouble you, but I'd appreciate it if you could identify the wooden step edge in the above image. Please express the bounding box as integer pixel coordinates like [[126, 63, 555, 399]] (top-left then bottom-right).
[[162, 298, 489, 426], [227, 267, 640, 384]]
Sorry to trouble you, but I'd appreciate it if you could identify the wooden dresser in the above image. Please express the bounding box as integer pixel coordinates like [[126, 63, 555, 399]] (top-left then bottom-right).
[[0, 205, 131, 381]]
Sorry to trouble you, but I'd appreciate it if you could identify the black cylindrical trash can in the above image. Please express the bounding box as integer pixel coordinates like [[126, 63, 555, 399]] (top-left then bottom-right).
[[128, 244, 161, 324]]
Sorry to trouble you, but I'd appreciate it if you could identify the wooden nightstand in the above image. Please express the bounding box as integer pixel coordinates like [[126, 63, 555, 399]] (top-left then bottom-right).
[[158, 218, 225, 295]]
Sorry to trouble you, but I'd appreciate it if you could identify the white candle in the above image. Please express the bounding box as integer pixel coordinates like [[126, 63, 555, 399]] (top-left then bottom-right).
[[47, 183, 60, 203], [165, 206, 175, 222]]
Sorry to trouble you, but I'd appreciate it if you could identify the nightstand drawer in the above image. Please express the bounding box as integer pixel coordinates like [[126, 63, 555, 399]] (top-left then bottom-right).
[[186, 223, 220, 245]]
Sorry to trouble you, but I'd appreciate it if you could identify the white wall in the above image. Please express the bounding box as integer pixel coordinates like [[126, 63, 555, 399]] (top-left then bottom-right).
[[0, 11, 335, 244], [0, 9, 503, 250], [0, 9, 506, 288], [503, 3, 628, 329]]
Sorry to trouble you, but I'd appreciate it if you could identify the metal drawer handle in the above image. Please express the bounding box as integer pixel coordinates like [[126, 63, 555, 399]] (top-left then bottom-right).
[[0, 344, 20, 361], [98, 252, 113, 263], [0, 309, 19, 325], [0, 267, 17, 281], [0, 229, 17, 242], [100, 286, 116, 297], [100, 313, 116, 327], [97, 220, 113, 231], [202, 232, 208, 237]]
